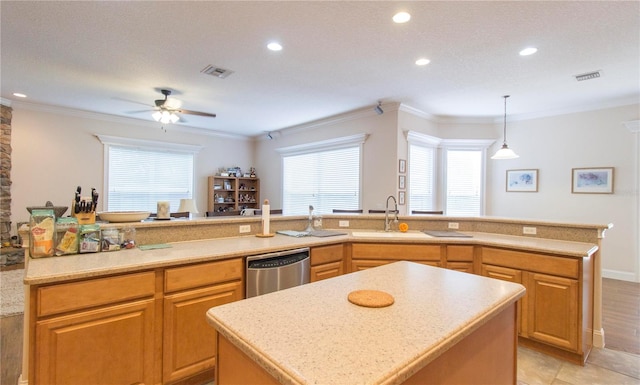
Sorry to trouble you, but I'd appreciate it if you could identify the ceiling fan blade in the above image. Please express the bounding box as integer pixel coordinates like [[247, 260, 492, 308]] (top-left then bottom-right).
[[126, 109, 154, 114], [178, 109, 216, 118]]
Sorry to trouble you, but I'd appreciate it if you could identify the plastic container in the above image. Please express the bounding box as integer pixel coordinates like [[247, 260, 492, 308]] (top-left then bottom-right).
[[79, 224, 101, 253], [101, 228, 121, 251], [30, 209, 56, 258], [55, 217, 79, 255]]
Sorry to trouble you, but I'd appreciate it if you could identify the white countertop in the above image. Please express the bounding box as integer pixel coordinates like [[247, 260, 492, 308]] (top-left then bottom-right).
[[24, 231, 598, 285], [206, 261, 526, 385]]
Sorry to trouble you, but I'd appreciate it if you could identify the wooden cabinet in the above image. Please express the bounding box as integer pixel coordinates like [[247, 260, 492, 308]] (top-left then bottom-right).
[[310, 244, 345, 282], [481, 246, 590, 364], [526, 272, 578, 351], [350, 243, 441, 272], [163, 258, 243, 384], [444, 245, 475, 274], [33, 272, 157, 385], [207, 176, 259, 214]]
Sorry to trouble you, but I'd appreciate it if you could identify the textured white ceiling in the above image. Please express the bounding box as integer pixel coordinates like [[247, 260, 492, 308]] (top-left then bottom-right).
[[1, 1, 638, 136]]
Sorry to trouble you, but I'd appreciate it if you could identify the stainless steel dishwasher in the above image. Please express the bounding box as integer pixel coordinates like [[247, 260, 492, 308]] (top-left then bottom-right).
[[246, 247, 310, 298]]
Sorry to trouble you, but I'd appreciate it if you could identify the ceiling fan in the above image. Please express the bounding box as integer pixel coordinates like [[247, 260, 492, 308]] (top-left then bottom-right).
[[150, 89, 216, 124]]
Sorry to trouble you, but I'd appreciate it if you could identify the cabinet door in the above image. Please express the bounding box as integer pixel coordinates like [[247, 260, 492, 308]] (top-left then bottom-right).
[[482, 264, 524, 335], [35, 299, 155, 385], [163, 281, 243, 383], [310, 261, 344, 282], [527, 272, 579, 351]]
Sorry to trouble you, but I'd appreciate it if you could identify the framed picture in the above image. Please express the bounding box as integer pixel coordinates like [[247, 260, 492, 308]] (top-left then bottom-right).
[[399, 159, 406, 174], [506, 169, 538, 192], [398, 191, 405, 205], [572, 167, 614, 194], [399, 175, 406, 189]]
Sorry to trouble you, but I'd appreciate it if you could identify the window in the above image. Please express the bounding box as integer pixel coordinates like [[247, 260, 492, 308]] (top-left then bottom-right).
[[409, 144, 435, 211], [279, 134, 367, 215], [445, 149, 483, 216], [97, 135, 202, 213], [407, 131, 440, 213]]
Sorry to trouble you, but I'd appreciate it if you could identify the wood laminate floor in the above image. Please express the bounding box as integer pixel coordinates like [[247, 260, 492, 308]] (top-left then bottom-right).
[[603, 278, 640, 355]]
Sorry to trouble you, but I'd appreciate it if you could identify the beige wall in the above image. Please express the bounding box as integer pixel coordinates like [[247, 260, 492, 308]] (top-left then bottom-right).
[[7, 101, 639, 282], [10, 103, 253, 224]]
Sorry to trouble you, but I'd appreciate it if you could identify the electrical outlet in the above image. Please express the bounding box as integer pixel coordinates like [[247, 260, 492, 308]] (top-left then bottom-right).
[[239, 225, 251, 233], [448, 222, 459, 229], [523, 226, 537, 235], [339, 220, 350, 227]]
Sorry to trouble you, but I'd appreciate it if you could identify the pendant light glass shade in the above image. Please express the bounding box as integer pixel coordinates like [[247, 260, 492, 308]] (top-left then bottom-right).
[[491, 95, 519, 160]]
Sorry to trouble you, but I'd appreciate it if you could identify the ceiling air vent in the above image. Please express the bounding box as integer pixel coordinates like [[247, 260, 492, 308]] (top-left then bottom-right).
[[201, 65, 234, 79], [575, 70, 602, 82]]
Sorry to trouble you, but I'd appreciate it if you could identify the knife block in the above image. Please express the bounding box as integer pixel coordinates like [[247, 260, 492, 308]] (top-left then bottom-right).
[[71, 201, 96, 224]]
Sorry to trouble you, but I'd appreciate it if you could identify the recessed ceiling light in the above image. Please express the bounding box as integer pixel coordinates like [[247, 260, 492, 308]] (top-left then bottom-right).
[[13, 93, 27, 98], [393, 12, 411, 23], [519, 47, 538, 56], [267, 42, 283, 51], [415, 58, 431, 66]]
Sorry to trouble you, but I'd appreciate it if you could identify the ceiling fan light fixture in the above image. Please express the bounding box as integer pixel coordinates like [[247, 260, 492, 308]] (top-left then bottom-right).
[[152, 110, 179, 124], [491, 95, 519, 160]]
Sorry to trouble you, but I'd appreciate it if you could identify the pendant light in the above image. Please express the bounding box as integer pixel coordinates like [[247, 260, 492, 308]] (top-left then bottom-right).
[[491, 95, 519, 160]]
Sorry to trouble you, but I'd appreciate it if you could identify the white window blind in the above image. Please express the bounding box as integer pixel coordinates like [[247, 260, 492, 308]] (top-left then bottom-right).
[[106, 145, 194, 212], [409, 144, 435, 211], [282, 146, 360, 215], [445, 149, 482, 216]]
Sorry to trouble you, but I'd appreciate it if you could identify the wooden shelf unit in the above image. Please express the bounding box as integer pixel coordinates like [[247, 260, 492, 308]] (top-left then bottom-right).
[[207, 176, 260, 214]]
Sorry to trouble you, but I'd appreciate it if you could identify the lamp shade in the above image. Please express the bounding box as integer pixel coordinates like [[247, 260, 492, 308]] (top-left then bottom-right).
[[491, 144, 519, 159], [178, 198, 199, 214]]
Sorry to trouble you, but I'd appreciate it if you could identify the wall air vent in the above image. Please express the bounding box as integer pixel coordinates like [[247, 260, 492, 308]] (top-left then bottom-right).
[[201, 65, 234, 79], [575, 70, 602, 82]]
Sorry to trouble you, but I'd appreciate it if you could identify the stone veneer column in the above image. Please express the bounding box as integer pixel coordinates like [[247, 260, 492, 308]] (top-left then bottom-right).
[[1, 104, 12, 243]]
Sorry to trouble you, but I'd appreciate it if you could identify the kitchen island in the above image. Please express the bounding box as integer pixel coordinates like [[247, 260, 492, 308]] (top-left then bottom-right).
[[206, 261, 526, 385]]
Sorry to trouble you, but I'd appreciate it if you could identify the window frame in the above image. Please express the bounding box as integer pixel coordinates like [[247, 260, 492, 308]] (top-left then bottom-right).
[[440, 139, 494, 216], [277, 134, 368, 215], [96, 134, 203, 212]]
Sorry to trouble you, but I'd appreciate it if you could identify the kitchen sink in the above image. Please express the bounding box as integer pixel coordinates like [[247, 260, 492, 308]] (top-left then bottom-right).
[[351, 231, 432, 238]]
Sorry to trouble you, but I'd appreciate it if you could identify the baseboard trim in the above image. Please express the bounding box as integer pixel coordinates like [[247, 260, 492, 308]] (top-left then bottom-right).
[[602, 269, 639, 283], [593, 328, 605, 349]]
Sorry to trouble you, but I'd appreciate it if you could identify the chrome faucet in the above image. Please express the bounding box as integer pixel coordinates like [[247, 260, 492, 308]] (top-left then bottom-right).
[[305, 205, 315, 232], [384, 195, 398, 232]]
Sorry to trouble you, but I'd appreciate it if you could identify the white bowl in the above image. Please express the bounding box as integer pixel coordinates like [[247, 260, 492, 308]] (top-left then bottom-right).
[[97, 211, 150, 223]]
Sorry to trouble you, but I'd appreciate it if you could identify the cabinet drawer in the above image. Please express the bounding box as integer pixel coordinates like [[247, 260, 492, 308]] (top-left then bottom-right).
[[481, 247, 579, 279], [37, 271, 155, 317], [352, 243, 441, 261], [311, 244, 344, 266], [446, 245, 474, 261], [165, 258, 243, 293]]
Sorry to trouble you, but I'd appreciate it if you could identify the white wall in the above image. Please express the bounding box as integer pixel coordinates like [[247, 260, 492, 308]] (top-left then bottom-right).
[[487, 104, 639, 282], [9, 103, 253, 225], [255, 105, 401, 213], [7, 101, 639, 281]]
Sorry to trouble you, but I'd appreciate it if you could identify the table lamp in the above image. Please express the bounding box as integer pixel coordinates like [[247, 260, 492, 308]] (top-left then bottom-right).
[[178, 198, 199, 219]]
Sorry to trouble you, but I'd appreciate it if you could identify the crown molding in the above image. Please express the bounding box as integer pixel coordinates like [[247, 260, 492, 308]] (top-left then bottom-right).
[[10, 100, 250, 141]]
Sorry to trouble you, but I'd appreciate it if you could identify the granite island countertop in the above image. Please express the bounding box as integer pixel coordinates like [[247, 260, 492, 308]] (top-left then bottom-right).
[[23, 230, 599, 285], [206, 261, 526, 385]]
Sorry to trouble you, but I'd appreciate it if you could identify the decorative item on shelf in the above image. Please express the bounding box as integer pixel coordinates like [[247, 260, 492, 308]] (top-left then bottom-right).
[[250, 167, 257, 178], [491, 95, 519, 160], [157, 201, 170, 219], [177, 198, 199, 219]]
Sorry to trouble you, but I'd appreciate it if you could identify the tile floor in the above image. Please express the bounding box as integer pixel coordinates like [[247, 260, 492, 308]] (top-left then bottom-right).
[[518, 345, 640, 385]]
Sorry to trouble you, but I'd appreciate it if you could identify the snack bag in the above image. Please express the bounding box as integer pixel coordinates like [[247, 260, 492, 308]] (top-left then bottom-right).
[[30, 209, 56, 258], [56, 217, 79, 255]]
